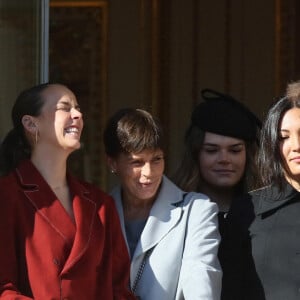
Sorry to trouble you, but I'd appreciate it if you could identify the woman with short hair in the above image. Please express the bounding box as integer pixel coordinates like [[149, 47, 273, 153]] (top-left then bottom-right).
[[103, 107, 222, 300]]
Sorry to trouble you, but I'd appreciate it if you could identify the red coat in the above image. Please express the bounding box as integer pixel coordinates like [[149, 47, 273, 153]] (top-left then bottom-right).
[[0, 160, 135, 300]]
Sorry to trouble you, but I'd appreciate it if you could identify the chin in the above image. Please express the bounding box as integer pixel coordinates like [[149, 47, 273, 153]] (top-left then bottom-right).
[[139, 192, 156, 201], [214, 182, 238, 189], [64, 144, 81, 153]]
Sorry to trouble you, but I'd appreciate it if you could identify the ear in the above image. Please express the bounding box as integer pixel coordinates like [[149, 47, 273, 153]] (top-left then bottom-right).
[[106, 155, 117, 173], [21, 115, 37, 133]]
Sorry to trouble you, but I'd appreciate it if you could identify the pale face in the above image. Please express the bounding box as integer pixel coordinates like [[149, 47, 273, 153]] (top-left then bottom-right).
[[109, 149, 165, 203], [198, 132, 247, 190], [279, 107, 300, 187], [33, 84, 83, 154]]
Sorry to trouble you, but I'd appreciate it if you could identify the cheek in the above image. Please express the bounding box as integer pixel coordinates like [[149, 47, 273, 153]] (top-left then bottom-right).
[[157, 161, 165, 175], [230, 153, 247, 177], [198, 158, 211, 181], [118, 172, 138, 191], [279, 142, 289, 162], [119, 168, 138, 181], [237, 152, 247, 170], [75, 117, 84, 130], [53, 117, 65, 133], [198, 152, 213, 171], [114, 164, 137, 182], [144, 164, 164, 179]]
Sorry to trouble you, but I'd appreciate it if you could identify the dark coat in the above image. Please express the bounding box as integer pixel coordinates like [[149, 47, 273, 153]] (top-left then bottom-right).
[[230, 183, 300, 300], [218, 196, 259, 300]]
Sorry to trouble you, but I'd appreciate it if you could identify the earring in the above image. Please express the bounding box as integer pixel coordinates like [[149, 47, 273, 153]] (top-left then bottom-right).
[[35, 128, 39, 145], [111, 169, 116, 174]]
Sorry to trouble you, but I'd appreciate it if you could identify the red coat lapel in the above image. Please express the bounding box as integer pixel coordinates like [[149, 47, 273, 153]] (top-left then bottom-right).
[[15, 160, 99, 274], [62, 177, 98, 273]]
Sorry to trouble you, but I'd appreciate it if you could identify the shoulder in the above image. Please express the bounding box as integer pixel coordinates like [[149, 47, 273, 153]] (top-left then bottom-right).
[[0, 170, 22, 194], [0, 171, 17, 184], [248, 185, 274, 208], [229, 186, 274, 227], [0, 171, 24, 213], [184, 191, 210, 202], [182, 191, 218, 215], [161, 176, 217, 212], [249, 185, 271, 198], [230, 186, 272, 210], [178, 192, 219, 240], [160, 176, 210, 202]]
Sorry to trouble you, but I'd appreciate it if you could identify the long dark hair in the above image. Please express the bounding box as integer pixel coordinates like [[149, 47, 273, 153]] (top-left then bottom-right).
[[0, 83, 51, 175], [258, 95, 300, 191]]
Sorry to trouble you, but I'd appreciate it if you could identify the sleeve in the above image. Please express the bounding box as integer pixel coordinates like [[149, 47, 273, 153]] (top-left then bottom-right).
[[108, 198, 137, 300], [0, 183, 33, 300], [179, 195, 222, 300]]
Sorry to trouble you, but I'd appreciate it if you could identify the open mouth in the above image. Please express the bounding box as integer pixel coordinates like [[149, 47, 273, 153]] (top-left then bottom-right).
[[64, 127, 80, 135]]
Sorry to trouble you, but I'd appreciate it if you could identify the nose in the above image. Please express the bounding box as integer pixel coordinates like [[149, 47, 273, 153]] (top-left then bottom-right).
[[218, 150, 230, 163], [71, 107, 82, 120], [141, 162, 151, 177], [291, 134, 300, 151]]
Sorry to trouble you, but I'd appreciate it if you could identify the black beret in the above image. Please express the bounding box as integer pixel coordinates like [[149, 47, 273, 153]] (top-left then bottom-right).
[[191, 89, 262, 141]]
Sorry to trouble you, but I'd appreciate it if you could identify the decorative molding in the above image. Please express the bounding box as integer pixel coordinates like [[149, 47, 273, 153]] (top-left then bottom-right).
[[275, 0, 296, 95], [224, 0, 231, 92], [150, 0, 160, 116], [50, 1, 105, 8], [137, 0, 161, 116], [49, 0, 108, 188]]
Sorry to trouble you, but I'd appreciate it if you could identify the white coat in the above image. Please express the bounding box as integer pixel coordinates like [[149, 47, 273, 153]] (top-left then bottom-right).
[[111, 176, 222, 300]]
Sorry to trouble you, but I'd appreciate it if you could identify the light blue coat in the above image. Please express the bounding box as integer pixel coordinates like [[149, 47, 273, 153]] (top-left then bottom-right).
[[111, 176, 222, 300]]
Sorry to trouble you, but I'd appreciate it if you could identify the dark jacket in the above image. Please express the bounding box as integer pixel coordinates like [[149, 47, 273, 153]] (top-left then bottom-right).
[[218, 195, 259, 300], [232, 183, 300, 300]]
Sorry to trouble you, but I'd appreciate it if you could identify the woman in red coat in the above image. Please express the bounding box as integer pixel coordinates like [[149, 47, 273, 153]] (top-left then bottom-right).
[[0, 83, 135, 300]]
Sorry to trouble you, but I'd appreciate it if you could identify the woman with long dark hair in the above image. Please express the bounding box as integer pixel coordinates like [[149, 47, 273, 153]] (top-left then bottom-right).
[[0, 83, 134, 299], [238, 81, 300, 300]]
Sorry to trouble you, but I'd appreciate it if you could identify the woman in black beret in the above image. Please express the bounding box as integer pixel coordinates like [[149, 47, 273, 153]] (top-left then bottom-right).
[[173, 89, 262, 300]]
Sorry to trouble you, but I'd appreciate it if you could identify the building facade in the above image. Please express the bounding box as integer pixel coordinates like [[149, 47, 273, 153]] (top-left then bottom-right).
[[0, 0, 299, 190]]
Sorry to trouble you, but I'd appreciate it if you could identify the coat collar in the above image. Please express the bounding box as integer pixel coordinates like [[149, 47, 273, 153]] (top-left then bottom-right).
[[252, 183, 299, 215], [112, 175, 185, 258], [15, 159, 97, 273]]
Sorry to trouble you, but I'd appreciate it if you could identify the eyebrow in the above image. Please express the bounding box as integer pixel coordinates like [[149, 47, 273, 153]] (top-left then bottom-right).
[[57, 100, 80, 108], [203, 142, 245, 147], [57, 100, 71, 105], [279, 129, 291, 135]]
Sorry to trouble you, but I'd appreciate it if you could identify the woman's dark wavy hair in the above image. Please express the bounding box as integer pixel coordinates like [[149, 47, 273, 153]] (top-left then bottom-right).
[[103, 108, 165, 157], [258, 82, 300, 191], [0, 83, 51, 175]]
